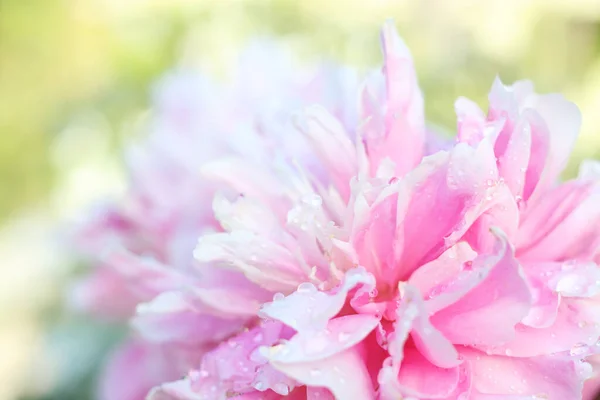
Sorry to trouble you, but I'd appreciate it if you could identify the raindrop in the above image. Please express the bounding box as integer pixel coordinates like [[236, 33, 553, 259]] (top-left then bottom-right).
[[273, 383, 290, 395], [338, 331, 351, 342], [569, 343, 589, 357], [297, 282, 316, 293]]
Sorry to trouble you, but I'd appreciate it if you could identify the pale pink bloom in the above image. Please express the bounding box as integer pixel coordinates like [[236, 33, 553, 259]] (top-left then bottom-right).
[[146, 21, 600, 400], [72, 17, 600, 400]]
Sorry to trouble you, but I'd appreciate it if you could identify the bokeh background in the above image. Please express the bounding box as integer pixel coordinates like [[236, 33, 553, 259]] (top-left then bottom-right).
[[2, 0, 600, 399]]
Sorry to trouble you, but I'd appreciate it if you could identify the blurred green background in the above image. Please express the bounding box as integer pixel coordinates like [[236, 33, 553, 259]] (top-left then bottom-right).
[[2, 0, 600, 399]]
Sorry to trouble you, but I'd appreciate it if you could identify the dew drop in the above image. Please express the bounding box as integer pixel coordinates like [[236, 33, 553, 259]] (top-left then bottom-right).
[[338, 331, 351, 342], [273, 293, 285, 301], [297, 282, 316, 293], [253, 333, 263, 343], [273, 383, 290, 395], [570, 343, 589, 357]]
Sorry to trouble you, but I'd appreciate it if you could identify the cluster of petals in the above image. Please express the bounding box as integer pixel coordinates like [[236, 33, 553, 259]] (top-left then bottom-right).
[[73, 21, 600, 400]]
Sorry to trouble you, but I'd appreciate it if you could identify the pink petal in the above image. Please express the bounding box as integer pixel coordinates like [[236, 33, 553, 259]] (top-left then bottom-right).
[[212, 192, 281, 236], [582, 354, 600, 400], [483, 297, 600, 357], [200, 158, 290, 219], [353, 140, 505, 286], [191, 267, 273, 317], [396, 347, 461, 399], [455, 96, 486, 146], [461, 349, 586, 399], [228, 391, 280, 400], [262, 314, 379, 364], [429, 230, 532, 346], [195, 231, 307, 292], [395, 140, 500, 278], [98, 339, 181, 400], [528, 92, 581, 200], [268, 346, 375, 400], [487, 78, 581, 203], [131, 290, 244, 345], [408, 242, 477, 298], [69, 266, 140, 319], [102, 250, 191, 298], [520, 275, 560, 329], [378, 285, 460, 400], [495, 117, 532, 198], [517, 181, 600, 262], [295, 105, 357, 200], [259, 268, 376, 333], [528, 261, 600, 299], [147, 379, 200, 400], [306, 387, 335, 400], [361, 20, 424, 178], [401, 285, 461, 368], [191, 321, 296, 397]]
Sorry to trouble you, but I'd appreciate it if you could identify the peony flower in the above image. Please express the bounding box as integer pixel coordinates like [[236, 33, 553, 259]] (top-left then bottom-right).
[[74, 20, 600, 400]]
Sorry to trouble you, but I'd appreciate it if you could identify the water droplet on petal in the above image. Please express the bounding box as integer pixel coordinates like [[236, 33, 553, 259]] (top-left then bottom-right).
[[570, 343, 589, 356], [273, 383, 290, 395], [297, 282, 316, 293], [273, 293, 285, 301]]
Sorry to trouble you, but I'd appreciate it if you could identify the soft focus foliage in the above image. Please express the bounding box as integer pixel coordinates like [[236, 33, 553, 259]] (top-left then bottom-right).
[[4, 1, 600, 400]]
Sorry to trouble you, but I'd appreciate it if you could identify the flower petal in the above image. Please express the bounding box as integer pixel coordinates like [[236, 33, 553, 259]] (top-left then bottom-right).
[[99, 340, 183, 400], [147, 379, 200, 400], [361, 20, 424, 177], [461, 349, 586, 400], [517, 181, 600, 262], [396, 347, 461, 399], [260, 267, 376, 333], [195, 230, 307, 292], [429, 230, 532, 346], [132, 290, 244, 345], [294, 105, 357, 200], [484, 297, 600, 357], [378, 284, 460, 400], [268, 346, 375, 400], [263, 314, 379, 364]]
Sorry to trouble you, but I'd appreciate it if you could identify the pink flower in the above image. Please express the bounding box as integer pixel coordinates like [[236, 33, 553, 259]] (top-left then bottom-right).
[[75, 20, 600, 400], [149, 22, 600, 399]]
